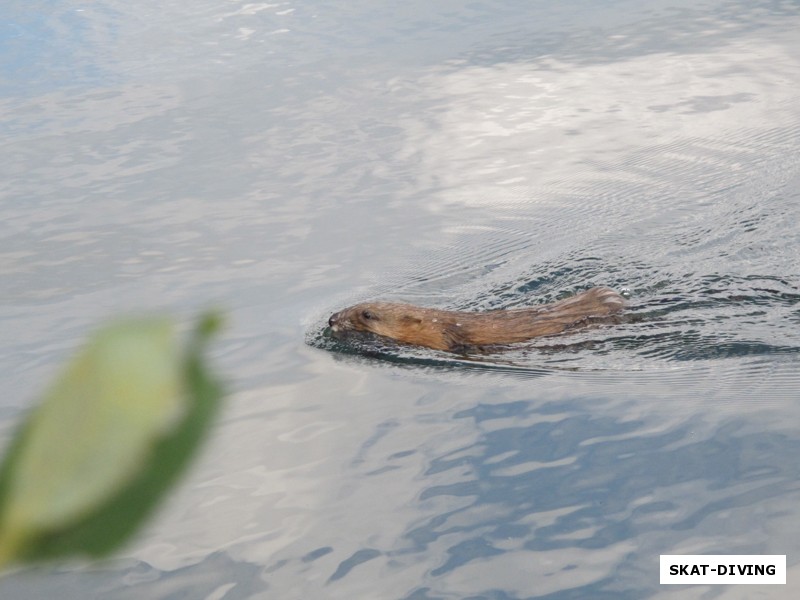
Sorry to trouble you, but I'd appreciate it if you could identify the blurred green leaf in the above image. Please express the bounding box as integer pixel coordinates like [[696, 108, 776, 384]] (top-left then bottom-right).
[[0, 312, 224, 566]]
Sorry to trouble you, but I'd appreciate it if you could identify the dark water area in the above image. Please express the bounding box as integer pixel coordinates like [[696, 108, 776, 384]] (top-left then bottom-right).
[[1, 0, 800, 598]]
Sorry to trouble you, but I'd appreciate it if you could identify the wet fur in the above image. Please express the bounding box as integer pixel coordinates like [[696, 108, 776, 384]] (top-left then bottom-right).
[[328, 287, 625, 352]]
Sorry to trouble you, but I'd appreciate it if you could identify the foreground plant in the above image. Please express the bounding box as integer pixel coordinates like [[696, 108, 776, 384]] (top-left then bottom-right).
[[0, 312, 224, 567]]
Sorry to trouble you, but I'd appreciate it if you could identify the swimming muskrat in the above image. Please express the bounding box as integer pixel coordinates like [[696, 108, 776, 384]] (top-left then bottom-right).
[[328, 286, 625, 352]]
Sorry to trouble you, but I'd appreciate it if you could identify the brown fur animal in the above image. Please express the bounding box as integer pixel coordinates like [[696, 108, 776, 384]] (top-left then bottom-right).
[[328, 286, 624, 352]]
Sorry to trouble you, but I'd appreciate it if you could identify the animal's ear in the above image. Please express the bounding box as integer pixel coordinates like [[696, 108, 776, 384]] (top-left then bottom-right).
[[401, 314, 423, 325]]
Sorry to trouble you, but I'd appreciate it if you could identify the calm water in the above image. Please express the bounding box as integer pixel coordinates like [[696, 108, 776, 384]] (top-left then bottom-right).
[[2, 1, 800, 598]]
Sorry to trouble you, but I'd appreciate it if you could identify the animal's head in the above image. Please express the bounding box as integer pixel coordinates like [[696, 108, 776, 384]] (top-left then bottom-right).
[[328, 302, 448, 350]]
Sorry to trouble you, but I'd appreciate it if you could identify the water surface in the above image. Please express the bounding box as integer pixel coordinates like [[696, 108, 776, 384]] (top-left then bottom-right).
[[1, 1, 799, 598]]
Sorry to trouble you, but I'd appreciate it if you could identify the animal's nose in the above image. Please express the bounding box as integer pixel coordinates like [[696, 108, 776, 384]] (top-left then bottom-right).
[[328, 313, 339, 327]]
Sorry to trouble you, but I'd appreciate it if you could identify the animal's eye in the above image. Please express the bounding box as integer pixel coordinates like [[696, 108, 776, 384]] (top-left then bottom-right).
[[362, 310, 374, 320]]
